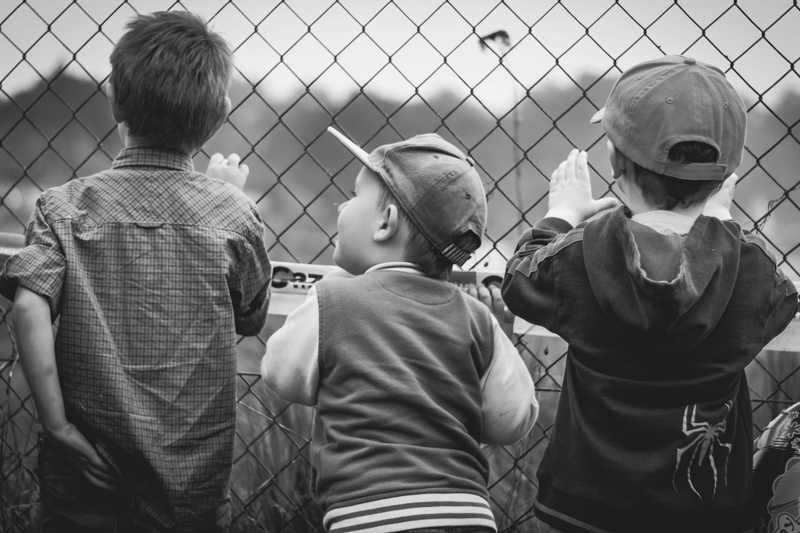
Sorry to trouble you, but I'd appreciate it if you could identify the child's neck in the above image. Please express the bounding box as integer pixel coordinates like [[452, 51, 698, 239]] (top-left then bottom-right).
[[351, 245, 418, 275], [365, 261, 423, 273], [125, 134, 153, 149], [630, 202, 704, 219], [629, 201, 705, 235], [623, 184, 705, 220], [368, 250, 413, 269], [120, 127, 190, 154]]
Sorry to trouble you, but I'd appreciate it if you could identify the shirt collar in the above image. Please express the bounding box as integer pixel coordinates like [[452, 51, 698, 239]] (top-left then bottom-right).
[[111, 146, 194, 172], [631, 210, 697, 235], [365, 261, 424, 274]]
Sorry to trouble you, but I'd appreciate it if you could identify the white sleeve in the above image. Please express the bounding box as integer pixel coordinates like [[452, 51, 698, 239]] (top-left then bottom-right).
[[260, 286, 320, 405], [480, 315, 539, 445]]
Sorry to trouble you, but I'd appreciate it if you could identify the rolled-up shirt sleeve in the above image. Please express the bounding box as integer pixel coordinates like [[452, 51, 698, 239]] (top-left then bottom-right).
[[2, 196, 66, 317], [228, 215, 272, 336]]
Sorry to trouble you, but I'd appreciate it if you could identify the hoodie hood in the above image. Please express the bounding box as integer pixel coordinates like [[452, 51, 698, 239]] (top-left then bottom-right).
[[583, 207, 741, 349]]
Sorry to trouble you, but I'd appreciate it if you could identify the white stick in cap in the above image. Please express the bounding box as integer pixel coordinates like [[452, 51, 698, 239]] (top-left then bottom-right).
[[326, 126, 377, 171]]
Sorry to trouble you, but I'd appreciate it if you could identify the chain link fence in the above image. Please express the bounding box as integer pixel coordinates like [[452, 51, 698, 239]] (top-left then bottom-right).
[[0, 1, 798, 531]]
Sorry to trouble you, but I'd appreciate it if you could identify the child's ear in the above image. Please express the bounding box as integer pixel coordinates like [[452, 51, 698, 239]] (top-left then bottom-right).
[[610, 146, 628, 180], [373, 204, 400, 243], [104, 81, 125, 125], [102, 80, 113, 101], [116, 121, 130, 144]]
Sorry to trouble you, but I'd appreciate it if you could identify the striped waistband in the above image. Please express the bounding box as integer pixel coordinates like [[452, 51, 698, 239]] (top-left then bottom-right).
[[323, 492, 497, 533]]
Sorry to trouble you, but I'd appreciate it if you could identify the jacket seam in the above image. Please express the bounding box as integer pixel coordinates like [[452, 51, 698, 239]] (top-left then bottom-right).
[[516, 228, 584, 277]]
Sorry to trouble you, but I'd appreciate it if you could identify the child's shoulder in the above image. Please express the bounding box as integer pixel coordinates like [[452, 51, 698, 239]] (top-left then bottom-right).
[[193, 171, 259, 208], [317, 269, 450, 290], [317, 271, 489, 317], [314, 272, 366, 297], [313, 275, 371, 319], [38, 169, 263, 234], [188, 174, 265, 236], [34, 171, 114, 218], [690, 215, 780, 267]]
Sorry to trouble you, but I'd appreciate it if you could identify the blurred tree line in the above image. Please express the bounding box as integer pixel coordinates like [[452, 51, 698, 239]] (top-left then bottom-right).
[[0, 70, 797, 276]]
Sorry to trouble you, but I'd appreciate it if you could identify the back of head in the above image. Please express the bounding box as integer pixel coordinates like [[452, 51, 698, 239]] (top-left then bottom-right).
[[328, 128, 488, 277], [625, 142, 724, 210], [593, 55, 747, 207], [373, 134, 487, 275], [110, 11, 232, 152]]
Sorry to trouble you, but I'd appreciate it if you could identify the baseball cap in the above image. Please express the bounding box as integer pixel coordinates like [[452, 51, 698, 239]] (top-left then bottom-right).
[[591, 55, 746, 181], [327, 126, 487, 266]]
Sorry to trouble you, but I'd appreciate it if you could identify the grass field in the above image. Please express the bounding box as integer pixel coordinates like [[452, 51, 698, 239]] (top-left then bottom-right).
[[1, 324, 798, 532]]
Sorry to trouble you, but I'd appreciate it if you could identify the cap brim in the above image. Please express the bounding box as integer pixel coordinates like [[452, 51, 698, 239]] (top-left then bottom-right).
[[327, 126, 377, 172], [590, 108, 605, 124]]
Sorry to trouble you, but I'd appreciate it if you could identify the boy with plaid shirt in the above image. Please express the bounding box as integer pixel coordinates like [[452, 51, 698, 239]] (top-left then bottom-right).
[[5, 11, 270, 532]]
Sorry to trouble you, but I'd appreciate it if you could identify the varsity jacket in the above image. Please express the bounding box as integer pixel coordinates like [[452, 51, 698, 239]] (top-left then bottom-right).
[[502, 207, 798, 533], [261, 263, 539, 533]]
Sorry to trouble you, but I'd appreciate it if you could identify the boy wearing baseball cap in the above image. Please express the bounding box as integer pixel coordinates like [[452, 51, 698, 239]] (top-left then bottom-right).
[[502, 56, 798, 532], [260, 128, 539, 533]]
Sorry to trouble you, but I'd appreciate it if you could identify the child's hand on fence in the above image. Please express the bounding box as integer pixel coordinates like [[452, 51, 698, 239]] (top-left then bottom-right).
[[702, 173, 737, 221], [206, 153, 249, 189], [462, 283, 515, 340], [546, 149, 620, 226], [47, 422, 120, 491]]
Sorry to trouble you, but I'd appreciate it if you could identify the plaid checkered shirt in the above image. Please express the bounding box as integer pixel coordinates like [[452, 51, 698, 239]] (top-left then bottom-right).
[[3, 146, 271, 529]]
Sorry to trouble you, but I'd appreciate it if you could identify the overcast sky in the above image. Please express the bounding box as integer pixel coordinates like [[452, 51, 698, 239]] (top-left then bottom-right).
[[1, 0, 797, 112]]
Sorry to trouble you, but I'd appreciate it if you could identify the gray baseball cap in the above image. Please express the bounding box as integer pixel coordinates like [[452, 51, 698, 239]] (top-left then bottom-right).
[[327, 126, 487, 266], [591, 55, 746, 182]]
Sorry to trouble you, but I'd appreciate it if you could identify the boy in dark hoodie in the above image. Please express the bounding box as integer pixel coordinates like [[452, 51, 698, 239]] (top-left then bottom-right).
[[502, 55, 798, 533]]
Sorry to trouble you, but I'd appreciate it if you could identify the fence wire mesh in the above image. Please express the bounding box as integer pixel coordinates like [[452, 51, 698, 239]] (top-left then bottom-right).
[[0, 1, 798, 531]]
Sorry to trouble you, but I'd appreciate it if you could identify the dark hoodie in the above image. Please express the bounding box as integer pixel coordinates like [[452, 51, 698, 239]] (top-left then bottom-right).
[[502, 207, 798, 533]]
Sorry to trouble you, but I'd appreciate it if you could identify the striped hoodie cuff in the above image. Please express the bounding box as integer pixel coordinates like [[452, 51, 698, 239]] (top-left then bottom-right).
[[323, 492, 497, 533]]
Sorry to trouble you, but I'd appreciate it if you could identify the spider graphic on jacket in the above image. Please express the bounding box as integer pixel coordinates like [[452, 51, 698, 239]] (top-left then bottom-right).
[[673, 400, 734, 502]]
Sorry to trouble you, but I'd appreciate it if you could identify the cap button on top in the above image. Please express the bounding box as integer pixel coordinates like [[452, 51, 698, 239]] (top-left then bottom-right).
[[683, 57, 696, 65]]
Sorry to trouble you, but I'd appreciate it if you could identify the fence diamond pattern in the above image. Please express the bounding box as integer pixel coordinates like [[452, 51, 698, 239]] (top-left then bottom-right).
[[0, 1, 798, 531]]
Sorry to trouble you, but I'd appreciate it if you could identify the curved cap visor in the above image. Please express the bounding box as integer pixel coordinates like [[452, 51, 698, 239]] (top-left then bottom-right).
[[327, 126, 378, 173]]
